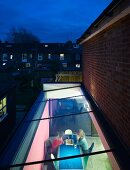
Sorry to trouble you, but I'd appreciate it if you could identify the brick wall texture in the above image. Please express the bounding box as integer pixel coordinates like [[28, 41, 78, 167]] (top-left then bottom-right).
[[82, 14, 130, 149]]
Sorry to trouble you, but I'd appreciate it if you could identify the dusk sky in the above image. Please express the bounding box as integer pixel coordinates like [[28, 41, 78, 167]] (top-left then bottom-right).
[[0, 0, 112, 43]]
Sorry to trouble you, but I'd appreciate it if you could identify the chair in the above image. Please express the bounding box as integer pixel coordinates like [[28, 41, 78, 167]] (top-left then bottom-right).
[[51, 154, 58, 170], [65, 129, 72, 135], [44, 139, 52, 156], [88, 142, 94, 153], [44, 139, 55, 170], [64, 129, 73, 145], [83, 142, 94, 168]]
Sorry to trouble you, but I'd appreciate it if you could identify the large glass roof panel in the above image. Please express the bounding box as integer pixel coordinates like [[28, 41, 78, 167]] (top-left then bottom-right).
[[0, 84, 117, 170], [43, 83, 82, 99]]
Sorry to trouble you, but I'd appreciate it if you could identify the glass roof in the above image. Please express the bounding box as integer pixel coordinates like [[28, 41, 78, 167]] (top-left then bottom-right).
[[0, 84, 117, 170]]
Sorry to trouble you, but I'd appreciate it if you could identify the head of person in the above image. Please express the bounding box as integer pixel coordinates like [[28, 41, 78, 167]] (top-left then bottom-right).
[[57, 131, 64, 138], [77, 129, 85, 138]]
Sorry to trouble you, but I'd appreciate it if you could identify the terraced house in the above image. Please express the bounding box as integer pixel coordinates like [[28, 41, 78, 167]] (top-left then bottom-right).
[[0, 42, 81, 71], [0, 0, 129, 170]]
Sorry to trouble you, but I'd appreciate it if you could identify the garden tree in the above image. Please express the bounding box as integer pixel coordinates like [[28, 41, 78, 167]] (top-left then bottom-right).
[[6, 27, 40, 43], [65, 40, 73, 48], [65, 40, 75, 67]]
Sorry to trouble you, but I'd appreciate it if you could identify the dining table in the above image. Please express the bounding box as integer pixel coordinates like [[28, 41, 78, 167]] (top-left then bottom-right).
[[57, 144, 84, 170]]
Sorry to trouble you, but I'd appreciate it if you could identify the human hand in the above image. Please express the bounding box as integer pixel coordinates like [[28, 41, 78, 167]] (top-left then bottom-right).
[[77, 135, 80, 140]]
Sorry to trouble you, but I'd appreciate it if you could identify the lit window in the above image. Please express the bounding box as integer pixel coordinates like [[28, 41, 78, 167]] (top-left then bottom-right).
[[10, 54, 13, 59], [38, 54, 43, 61], [48, 54, 51, 59], [60, 54, 64, 60], [45, 44, 48, 47], [76, 64, 80, 68], [2, 54, 8, 61], [3, 63, 6, 66], [26, 63, 30, 67], [60, 54, 64, 57], [22, 54, 27, 62], [0, 97, 7, 120], [30, 54, 32, 58]]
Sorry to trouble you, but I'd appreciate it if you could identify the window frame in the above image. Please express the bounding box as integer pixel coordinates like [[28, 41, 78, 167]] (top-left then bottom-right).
[[22, 54, 27, 62], [48, 54, 51, 59], [2, 53, 8, 61], [38, 54, 43, 61], [60, 54, 64, 60], [26, 63, 31, 68], [62, 63, 67, 68], [0, 96, 8, 122]]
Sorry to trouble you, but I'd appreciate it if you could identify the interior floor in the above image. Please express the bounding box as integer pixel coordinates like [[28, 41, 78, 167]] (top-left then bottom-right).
[[86, 137, 112, 170]]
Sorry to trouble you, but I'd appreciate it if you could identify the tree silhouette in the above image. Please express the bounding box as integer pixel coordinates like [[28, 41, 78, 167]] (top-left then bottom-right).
[[65, 40, 73, 48], [6, 27, 40, 43]]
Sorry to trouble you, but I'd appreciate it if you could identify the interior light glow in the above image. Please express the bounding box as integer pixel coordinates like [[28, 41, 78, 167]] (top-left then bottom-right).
[[48, 54, 51, 59], [10, 55, 13, 59], [60, 54, 64, 57], [76, 64, 80, 68]]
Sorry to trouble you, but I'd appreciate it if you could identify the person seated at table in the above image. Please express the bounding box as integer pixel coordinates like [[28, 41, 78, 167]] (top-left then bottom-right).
[[51, 131, 64, 157], [76, 129, 89, 153], [44, 139, 56, 170]]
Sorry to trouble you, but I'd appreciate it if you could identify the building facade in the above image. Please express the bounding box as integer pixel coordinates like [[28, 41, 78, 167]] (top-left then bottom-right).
[[0, 83, 16, 152], [78, 0, 130, 169], [0, 42, 81, 71]]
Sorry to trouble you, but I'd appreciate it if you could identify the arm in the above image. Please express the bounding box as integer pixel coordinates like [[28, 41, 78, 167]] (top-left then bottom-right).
[[77, 137, 88, 151]]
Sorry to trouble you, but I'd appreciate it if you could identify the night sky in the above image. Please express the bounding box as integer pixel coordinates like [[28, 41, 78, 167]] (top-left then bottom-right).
[[0, 0, 112, 43]]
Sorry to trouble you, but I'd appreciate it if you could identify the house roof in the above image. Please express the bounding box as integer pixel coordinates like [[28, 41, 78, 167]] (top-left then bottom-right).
[[77, 0, 123, 44], [0, 42, 81, 54]]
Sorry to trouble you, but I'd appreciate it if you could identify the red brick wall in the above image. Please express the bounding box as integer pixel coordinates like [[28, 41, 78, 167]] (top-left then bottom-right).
[[82, 14, 130, 149]]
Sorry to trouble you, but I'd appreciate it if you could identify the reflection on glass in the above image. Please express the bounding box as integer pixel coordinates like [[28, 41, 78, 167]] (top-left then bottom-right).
[[44, 84, 82, 99], [49, 96, 93, 137], [45, 95, 112, 170]]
